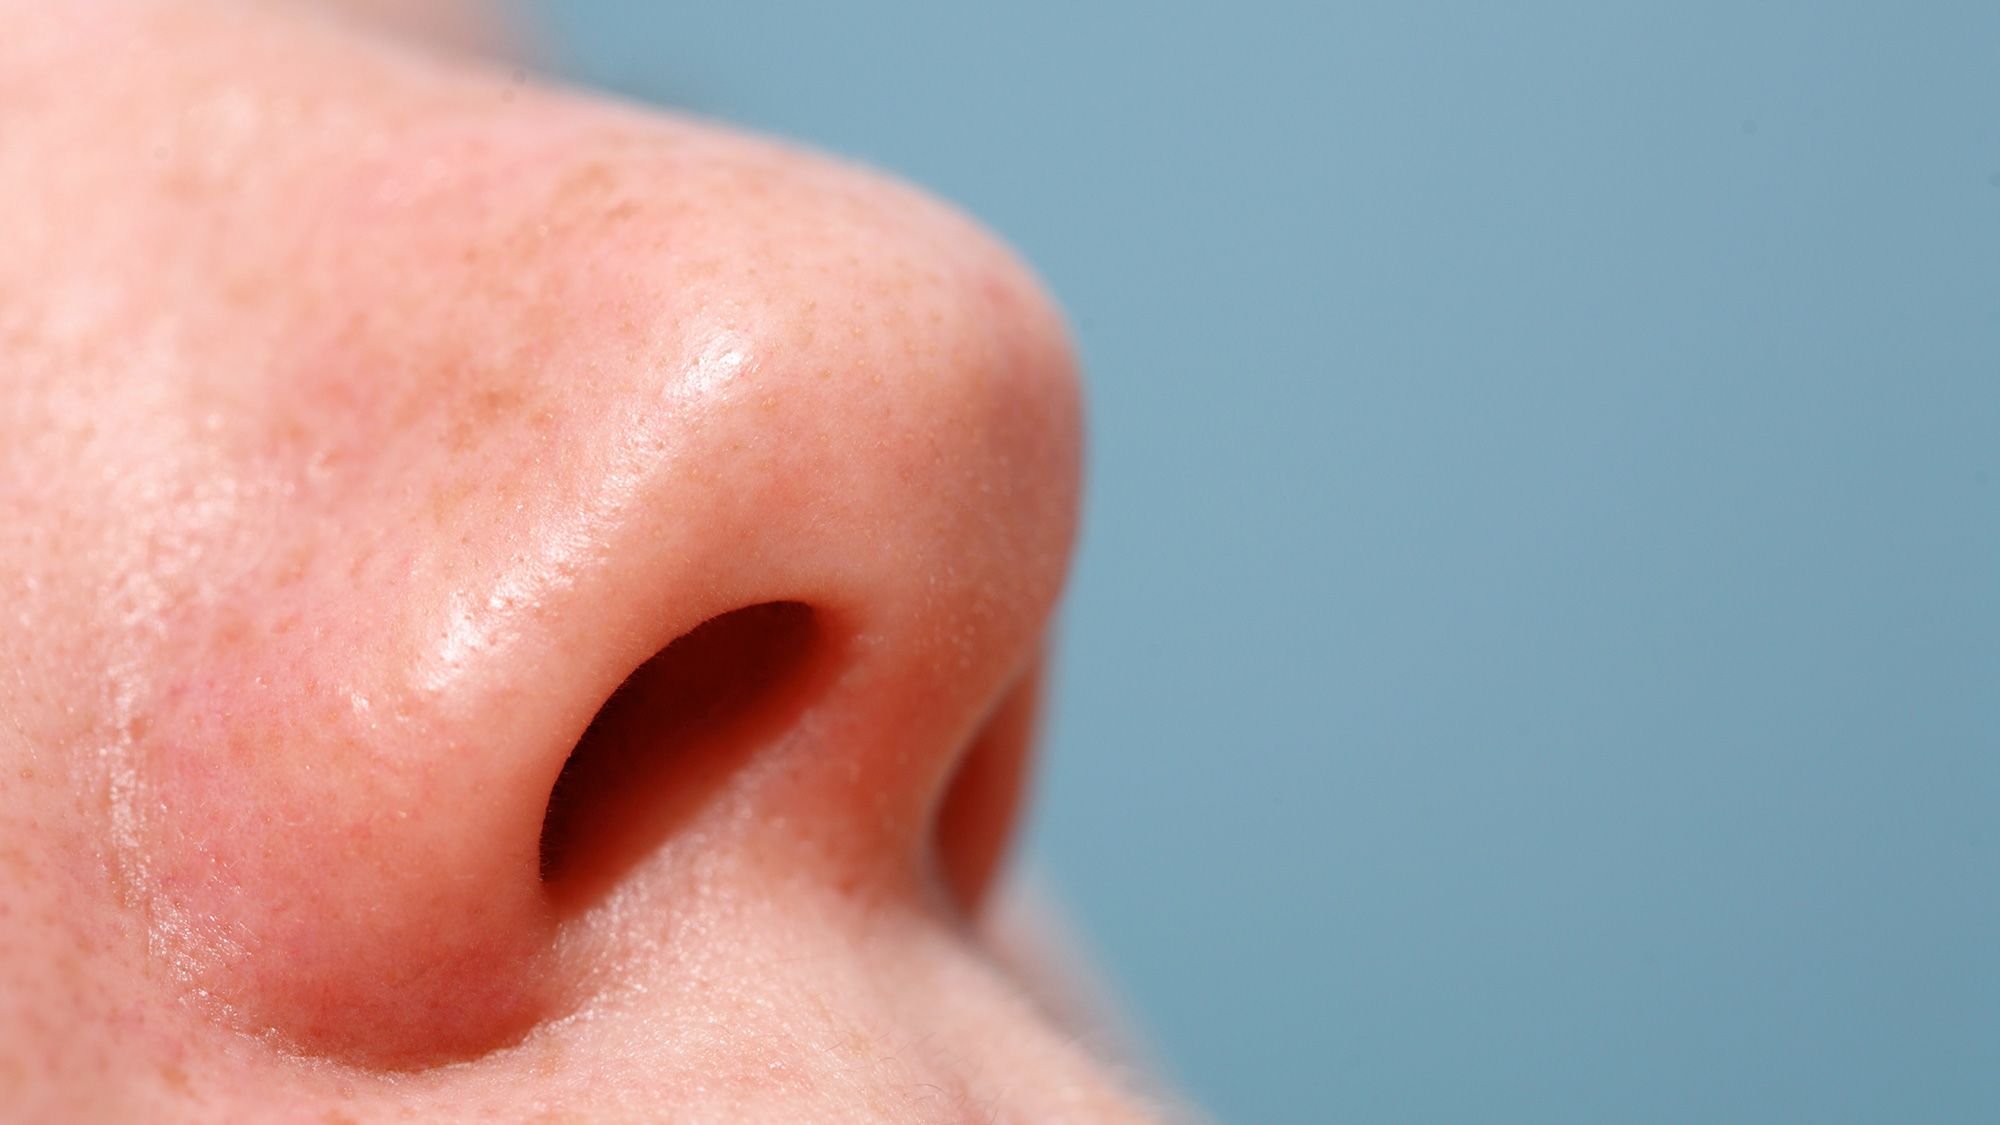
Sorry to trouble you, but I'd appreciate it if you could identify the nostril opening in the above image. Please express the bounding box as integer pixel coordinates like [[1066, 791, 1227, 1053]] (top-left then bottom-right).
[[930, 674, 1040, 918], [538, 601, 823, 908]]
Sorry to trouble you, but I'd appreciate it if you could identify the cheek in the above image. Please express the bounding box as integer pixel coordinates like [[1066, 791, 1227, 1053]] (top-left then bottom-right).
[[130, 607, 559, 1062]]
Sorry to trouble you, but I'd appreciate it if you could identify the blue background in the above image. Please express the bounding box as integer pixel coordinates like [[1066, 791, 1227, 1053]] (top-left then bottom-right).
[[530, 4, 1999, 1121]]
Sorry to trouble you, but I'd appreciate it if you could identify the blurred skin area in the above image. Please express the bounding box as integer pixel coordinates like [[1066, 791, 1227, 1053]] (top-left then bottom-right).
[[0, 1, 1181, 1119]]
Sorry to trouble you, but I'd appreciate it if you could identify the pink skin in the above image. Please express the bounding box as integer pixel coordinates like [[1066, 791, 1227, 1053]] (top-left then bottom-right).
[[0, 2, 1175, 1119]]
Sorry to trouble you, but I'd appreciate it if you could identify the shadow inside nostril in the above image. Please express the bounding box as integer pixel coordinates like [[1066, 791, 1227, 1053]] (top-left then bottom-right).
[[538, 601, 823, 908], [930, 673, 1039, 918]]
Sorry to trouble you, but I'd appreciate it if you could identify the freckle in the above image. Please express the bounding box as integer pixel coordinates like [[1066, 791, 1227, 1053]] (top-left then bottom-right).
[[479, 384, 523, 421], [427, 483, 458, 528], [276, 545, 310, 586], [157, 1061, 191, 1094], [349, 540, 389, 583], [219, 269, 266, 312], [215, 613, 249, 648], [53, 946, 87, 1001]]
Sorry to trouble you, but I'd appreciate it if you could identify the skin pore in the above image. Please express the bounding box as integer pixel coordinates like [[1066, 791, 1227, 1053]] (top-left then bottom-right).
[[0, 2, 1171, 1119]]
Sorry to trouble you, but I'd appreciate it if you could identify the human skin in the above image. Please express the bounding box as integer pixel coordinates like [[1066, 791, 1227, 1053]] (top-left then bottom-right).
[[0, 2, 1172, 1120]]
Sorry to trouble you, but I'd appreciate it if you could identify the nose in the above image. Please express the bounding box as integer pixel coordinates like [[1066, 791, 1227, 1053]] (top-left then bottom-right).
[[129, 113, 1082, 1067]]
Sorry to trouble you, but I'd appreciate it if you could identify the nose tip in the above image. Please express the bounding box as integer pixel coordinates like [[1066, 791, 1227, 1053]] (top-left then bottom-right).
[[132, 120, 1082, 1066], [486, 139, 1084, 908]]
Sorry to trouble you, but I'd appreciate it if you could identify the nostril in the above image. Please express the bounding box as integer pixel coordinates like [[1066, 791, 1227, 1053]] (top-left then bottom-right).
[[930, 673, 1041, 917], [538, 601, 824, 909]]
